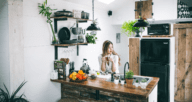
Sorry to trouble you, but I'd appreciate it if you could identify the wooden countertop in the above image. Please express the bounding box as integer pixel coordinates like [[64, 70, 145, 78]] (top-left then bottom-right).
[[51, 76, 159, 98]]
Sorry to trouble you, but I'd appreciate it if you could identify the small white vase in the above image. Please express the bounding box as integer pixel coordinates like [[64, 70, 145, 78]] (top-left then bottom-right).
[[134, 83, 139, 87], [114, 79, 119, 84], [140, 82, 147, 89]]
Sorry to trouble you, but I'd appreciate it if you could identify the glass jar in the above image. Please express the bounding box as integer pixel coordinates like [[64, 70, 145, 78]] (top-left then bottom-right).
[[51, 34, 59, 44]]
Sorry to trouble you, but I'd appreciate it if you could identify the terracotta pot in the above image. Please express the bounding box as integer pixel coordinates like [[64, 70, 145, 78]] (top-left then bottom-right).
[[126, 78, 133, 87]]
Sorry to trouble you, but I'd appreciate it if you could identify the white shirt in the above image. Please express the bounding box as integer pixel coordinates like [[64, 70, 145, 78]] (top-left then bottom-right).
[[98, 54, 119, 73]]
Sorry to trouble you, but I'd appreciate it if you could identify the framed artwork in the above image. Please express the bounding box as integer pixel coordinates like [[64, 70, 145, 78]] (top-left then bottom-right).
[[116, 33, 120, 43]]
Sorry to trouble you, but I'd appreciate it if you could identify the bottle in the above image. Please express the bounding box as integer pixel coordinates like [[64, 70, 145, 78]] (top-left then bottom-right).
[[69, 62, 74, 75]]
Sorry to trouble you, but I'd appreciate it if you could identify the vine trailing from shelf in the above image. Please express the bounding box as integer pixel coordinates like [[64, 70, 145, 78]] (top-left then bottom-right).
[[38, 0, 57, 44]]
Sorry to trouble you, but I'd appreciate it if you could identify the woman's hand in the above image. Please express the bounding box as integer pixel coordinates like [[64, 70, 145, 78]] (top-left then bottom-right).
[[108, 57, 114, 62]]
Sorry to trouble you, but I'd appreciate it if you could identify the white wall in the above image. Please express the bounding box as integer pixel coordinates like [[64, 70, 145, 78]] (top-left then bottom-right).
[[0, 0, 10, 92], [8, 0, 25, 94], [152, 0, 177, 20], [112, 0, 135, 25]]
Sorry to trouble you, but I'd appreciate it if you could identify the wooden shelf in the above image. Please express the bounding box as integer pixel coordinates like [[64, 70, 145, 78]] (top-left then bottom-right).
[[142, 35, 173, 38], [50, 16, 92, 21], [52, 43, 88, 47]]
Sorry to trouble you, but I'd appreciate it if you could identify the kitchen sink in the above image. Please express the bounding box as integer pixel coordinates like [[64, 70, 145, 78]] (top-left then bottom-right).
[[105, 75, 153, 86]]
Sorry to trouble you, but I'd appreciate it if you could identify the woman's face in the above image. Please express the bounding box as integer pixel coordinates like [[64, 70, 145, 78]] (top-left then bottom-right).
[[107, 44, 113, 55]]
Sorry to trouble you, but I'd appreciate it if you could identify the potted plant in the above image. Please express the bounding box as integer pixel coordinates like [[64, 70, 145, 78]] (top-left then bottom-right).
[[38, 0, 58, 44], [134, 79, 139, 87], [125, 70, 134, 87], [0, 81, 28, 102], [121, 20, 145, 37], [86, 33, 97, 44], [140, 78, 147, 89]]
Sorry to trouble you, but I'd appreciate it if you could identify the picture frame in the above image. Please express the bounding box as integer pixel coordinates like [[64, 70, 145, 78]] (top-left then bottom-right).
[[116, 33, 120, 43]]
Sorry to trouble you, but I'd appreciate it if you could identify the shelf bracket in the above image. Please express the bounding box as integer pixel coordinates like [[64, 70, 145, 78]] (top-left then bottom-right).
[[54, 46, 68, 60], [77, 45, 79, 56], [55, 46, 58, 60], [54, 18, 68, 33]]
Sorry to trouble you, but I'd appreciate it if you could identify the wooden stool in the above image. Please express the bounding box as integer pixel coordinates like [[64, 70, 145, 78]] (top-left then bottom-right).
[[58, 98, 79, 102]]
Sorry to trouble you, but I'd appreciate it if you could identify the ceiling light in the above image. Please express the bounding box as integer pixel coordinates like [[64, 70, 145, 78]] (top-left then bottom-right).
[[133, 19, 150, 27], [134, 0, 148, 1], [87, 0, 101, 31], [98, 0, 115, 4]]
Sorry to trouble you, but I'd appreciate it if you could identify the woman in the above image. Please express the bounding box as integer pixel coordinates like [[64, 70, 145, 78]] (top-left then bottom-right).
[[98, 40, 121, 73]]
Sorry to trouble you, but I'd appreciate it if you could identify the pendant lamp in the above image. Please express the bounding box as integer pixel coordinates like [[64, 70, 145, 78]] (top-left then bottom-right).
[[133, 0, 150, 27], [87, 0, 101, 31]]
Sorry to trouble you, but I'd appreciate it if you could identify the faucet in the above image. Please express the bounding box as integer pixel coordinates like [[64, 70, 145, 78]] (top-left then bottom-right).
[[111, 72, 116, 82], [124, 62, 129, 81]]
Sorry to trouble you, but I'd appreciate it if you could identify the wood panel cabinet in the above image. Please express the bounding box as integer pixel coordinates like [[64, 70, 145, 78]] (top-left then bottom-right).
[[135, 0, 153, 19], [173, 23, 192, 101], [129, 38, 140, 75]]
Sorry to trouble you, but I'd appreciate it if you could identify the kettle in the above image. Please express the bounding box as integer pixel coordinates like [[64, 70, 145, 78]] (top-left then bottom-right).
[[80, 59, 90, 74]]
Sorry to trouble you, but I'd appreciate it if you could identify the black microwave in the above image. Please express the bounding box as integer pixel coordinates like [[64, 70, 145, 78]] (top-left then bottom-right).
[[147, 24, 170, 35]]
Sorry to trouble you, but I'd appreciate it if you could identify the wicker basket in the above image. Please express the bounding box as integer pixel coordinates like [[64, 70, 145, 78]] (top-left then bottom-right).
[[69, 74, 88, 82]]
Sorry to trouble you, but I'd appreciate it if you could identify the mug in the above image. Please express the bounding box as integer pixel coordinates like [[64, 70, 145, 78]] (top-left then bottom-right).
[[105, 57, 109, 61]]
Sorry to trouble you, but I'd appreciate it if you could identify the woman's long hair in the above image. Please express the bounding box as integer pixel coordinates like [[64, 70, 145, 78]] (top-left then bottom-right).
[[102, 40, 121, 66]]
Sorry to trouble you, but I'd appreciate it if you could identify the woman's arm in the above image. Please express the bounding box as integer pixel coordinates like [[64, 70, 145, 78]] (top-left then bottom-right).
[[101, 59, 106, 72], [98, 55, 106, 72], [111, 61, 116, 72], [109, 56, 119, 73]]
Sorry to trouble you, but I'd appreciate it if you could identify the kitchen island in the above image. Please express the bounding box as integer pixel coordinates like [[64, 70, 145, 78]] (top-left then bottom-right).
[[51, 76, 159, 102]]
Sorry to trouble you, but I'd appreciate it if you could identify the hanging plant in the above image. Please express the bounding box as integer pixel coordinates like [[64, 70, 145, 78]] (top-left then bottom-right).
[[86, 33, 97, 44], [121, 20, 140, 37], [38, 0, 57, 44], [121, 19, 146, 37]]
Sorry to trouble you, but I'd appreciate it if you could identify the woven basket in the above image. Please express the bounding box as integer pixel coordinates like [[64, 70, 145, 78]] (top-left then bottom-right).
[[69, 74, 88, 82]]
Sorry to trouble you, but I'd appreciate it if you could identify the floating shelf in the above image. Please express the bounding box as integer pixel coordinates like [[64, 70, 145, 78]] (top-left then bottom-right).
[[51, 16, 92, 33], [52, 43, 88, 60], [142, 35, 173, 38], [50, 16, 92, 21], [50, 15, 91, 59], [52, 43, 88, 47]]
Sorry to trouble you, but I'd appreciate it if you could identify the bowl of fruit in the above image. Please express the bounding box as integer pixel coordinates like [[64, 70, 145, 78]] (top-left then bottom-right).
[[69, 70, 88, 82]]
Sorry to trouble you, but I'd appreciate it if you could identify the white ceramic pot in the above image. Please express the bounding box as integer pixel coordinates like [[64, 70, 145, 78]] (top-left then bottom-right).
[[134, 83, 139, 87], [114, 79, 119, 84], [140, 82, 147, 89], [121, 80, 125, 85]]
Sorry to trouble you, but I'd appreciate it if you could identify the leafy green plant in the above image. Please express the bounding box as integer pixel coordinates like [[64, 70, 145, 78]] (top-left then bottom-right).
[[136, 80, 139, 83], [56, 61, 63, 63], [125, 70, 134, 79], [38, 0, 57, 44], [141, 78, 147, 83], [86, 33, 97, 44], [121, 20, 145, 37], [0, 81, 28, 102]]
